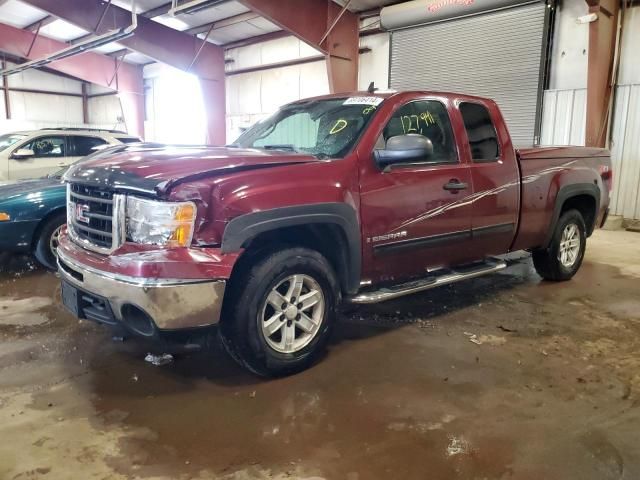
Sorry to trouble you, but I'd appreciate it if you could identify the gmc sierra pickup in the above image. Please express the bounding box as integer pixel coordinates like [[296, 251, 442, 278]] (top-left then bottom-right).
[[57, 91, 612, 376]]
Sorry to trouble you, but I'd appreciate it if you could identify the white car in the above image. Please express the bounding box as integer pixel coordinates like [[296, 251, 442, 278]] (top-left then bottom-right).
[[0, 128, 141, 181]]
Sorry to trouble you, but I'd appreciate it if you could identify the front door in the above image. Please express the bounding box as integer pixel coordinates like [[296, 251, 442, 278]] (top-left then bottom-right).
[[359, 98, 475, 283], [8, 135, 67, 180]]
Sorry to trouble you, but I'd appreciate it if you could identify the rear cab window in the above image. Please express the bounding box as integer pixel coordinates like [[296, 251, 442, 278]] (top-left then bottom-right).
[[459, 102, 500, 162]]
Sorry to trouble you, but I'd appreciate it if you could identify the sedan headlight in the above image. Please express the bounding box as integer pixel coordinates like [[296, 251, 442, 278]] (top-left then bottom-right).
[[126, 197, 196, 247]]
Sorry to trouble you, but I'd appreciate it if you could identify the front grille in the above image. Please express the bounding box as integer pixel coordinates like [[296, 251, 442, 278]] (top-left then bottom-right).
[[67, 183, 123, 252]]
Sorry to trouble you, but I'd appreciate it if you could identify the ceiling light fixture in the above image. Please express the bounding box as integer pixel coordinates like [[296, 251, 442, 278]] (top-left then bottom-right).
[[169, 0, 228, 16]]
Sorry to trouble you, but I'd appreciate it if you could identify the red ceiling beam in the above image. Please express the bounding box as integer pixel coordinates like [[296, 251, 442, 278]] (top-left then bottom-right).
[[21, 0, 225, 81], [0, 21, 144, 136], [584, 0, 620, 147], [21, 0, 226, 144], [236, 0, 359, 93]]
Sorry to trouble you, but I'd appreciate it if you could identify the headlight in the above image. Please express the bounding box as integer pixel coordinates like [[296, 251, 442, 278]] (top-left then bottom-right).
[[126, 197, 196, 247], [0, 212, 10, 222]]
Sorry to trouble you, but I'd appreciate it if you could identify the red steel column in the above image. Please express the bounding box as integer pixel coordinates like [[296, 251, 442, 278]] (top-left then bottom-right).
[[584, 0, 620, 148], [199, 78, 226, 146], [237, 0, 359, 93]]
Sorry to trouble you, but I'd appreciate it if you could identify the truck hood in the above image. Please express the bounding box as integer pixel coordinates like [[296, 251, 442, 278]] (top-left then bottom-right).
[[63, 145, 320, 195]]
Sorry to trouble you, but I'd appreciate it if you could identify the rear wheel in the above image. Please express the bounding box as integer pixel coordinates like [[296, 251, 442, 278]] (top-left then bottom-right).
[[532, 209, 586, 281], [219, 247, 338, 377], [33, 212, 66, 271]]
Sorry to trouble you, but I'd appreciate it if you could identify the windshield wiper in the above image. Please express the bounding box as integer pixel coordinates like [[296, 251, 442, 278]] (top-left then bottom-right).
[[260, 144, 298, 152]]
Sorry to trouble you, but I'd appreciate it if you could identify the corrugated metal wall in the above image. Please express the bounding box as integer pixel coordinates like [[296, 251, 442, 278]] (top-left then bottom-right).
[[539, 6, 640, 221], [540, 89, 586, 146], [610, 84, 640, 220], [389, 2, 547, 147], [609, 5, 640, 221]]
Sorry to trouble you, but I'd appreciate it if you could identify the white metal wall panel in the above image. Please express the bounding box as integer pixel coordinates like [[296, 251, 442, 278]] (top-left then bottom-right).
[[389, 2, 546, 147], [87, 95, 122, 126], [540, 89, 586, 146], [608, 6, 640, 221], [8, 91, 83, 124], [610, 85, 640, 220], [225, 60, 329, 141]]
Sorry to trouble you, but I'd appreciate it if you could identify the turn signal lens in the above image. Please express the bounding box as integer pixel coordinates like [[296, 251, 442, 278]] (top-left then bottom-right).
[[0, 212, 10, 222]]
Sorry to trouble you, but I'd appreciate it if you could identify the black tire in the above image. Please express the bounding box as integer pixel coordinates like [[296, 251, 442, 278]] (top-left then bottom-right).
[[219, 247, 339, 377], [33, 212, 66, 271], [532, 209, 587, 281]]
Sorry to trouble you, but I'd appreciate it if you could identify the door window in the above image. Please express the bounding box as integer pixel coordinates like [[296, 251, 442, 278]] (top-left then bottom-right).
[[20, 136, 66, 157], [459, 102, 500, 162], [381, 100, 458, 164], [68, 136, 108, 156]]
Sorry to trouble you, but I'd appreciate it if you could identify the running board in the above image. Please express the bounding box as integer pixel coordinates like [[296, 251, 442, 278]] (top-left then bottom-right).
[[348, 258, 508, 304]]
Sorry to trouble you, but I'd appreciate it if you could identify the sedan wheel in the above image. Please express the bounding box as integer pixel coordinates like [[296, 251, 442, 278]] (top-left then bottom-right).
[[49, 224, 63, 259]]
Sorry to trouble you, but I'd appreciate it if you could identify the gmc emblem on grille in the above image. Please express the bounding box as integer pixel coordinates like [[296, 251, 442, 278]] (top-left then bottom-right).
[[75, 203, 90, 223]]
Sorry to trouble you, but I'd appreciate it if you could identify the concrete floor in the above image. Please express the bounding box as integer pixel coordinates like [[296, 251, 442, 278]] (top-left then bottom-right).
[[0, 230, 639, 480]]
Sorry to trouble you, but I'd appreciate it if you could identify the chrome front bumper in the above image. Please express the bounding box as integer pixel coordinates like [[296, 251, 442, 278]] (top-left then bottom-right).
[[57, 249, 226, 334]]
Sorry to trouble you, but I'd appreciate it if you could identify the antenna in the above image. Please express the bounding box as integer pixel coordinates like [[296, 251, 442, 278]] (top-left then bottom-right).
[[367, 82, 378, 94]]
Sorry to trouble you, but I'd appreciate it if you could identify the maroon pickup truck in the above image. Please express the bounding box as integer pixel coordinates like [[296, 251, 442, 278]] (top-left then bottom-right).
[[57, 91, 612, 376]]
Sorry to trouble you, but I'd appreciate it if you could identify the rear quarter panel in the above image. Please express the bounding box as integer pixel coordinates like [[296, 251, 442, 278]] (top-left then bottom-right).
[[512, 146, 611, 251]]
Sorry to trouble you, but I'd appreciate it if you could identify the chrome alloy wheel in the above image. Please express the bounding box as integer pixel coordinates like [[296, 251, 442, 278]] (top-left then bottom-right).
[[49, 224, 63, 259], [260, 274, 325, 354], [558, 223, 580, 268]]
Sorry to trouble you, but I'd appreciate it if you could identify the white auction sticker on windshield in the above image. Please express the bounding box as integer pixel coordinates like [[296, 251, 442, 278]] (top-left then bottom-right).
[[343, 97, 383, 106]]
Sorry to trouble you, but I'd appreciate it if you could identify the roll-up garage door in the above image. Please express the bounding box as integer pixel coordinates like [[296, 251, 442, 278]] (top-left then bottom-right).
[[388, 2, 548, 147]]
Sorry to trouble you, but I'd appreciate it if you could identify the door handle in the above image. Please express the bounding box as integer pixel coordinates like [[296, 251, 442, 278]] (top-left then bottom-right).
[[443, 179, 468, 192]]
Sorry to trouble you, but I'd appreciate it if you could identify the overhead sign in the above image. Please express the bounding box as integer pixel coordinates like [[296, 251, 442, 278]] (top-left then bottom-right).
[[380, 0, 540, 30]]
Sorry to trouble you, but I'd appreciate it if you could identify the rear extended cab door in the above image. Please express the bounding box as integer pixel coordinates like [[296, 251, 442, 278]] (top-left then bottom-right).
[[455, 98, 520, 257]]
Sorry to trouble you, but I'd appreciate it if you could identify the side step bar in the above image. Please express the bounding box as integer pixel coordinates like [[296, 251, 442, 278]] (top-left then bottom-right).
[[348, 258, 508, 304]]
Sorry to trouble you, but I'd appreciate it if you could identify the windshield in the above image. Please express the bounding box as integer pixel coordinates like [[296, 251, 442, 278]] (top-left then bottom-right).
[[233, 97, 383, 159], [0, 134, 27, 152]]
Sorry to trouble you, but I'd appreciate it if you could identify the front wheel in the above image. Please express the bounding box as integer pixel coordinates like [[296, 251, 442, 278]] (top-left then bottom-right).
[[532, 209, 587, 281], [220, 247, 339, 377]]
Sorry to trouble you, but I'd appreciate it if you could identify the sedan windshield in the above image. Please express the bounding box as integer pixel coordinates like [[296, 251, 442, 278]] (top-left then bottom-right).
[[0, 134, 27, 152], [232, 97, 383, 159]]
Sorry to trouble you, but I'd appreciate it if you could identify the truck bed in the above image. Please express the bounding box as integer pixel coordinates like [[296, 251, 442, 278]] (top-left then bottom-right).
[[512, 146, 611, 251]]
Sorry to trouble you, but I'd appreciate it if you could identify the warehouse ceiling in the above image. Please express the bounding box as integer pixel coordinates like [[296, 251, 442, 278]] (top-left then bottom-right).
[[0, 0, 397, 66]]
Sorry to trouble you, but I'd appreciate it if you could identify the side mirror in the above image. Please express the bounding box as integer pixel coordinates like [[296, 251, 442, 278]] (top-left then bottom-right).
[[374, 134, 434, 171], [12, 148, 35, 159]]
